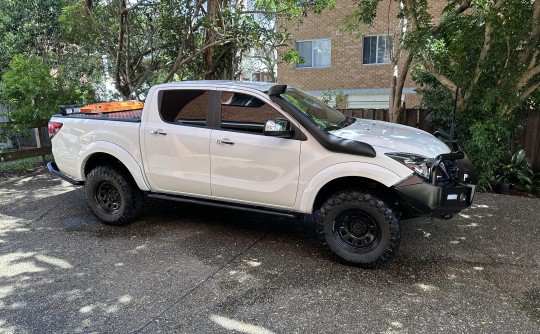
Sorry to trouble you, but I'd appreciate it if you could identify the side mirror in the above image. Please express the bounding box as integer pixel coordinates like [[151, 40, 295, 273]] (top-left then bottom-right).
[[264, 119, 295, 138]]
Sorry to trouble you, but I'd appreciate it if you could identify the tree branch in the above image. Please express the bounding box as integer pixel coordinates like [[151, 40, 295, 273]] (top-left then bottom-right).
[[517, 63, 540, 90], [528, 50, 539, 70], [518, 0, 540, 66], [125, 10, 133, 98], [132, 62, 159, 95], [492, 0, 507, 11], [402, 0, 419, 29], [124, 0, 156, 13], [432, 1, 472, 34], [237, 9, 289, 15], [504, 79, 540, 114], [86, 6, 116, 57], [114, 1, 126, 97], [163, 38, 234, 82], [423, 56, 459, 95], [464, 2, 498, 106], [517, 80, 540, 102]]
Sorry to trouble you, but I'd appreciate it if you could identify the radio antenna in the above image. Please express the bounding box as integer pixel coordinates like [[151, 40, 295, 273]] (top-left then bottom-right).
[[450, 87, 459, 140]]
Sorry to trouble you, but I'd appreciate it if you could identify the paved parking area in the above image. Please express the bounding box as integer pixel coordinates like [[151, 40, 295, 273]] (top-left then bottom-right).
[[0, 170, 539, 333]]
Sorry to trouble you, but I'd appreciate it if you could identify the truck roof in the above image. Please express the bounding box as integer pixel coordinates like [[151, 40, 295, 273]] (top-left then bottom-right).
[[151, 80, 283, 93]]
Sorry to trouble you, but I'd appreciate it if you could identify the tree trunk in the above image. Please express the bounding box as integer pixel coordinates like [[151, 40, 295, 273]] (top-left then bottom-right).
[[203, 0, 216, 79], [389, 74, 397, 122], [389, 52, 413, 123]]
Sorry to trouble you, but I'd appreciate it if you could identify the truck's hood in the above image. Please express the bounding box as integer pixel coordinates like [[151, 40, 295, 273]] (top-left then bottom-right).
[[330, 119, 450, 158]]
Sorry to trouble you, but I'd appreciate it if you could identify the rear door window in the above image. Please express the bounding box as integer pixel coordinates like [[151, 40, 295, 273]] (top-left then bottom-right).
[[159, 90, 209, 126]]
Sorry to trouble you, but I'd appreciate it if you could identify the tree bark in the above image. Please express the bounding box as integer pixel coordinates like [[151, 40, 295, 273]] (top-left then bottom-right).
[[203, 0, 217, 79], [390, 52, 412, 123]]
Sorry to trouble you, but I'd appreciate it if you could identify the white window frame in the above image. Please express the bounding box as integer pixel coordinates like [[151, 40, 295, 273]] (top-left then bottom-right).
[[362, 35, 392, 65], [296, 38, 331, 69]]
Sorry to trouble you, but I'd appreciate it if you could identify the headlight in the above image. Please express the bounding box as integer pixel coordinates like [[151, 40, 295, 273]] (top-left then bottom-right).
[[385, 153, 432, 180]]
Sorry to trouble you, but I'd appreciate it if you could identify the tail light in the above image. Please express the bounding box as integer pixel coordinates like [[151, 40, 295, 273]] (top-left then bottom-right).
[[48, 122, 63, 139]]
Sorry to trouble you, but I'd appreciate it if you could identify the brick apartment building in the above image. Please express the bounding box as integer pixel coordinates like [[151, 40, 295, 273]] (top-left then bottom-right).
[[277, 0, 445, 109]]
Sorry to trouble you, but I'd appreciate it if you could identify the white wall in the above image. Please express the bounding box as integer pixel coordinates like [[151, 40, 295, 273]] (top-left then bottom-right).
[[346, 94, 390, 109]]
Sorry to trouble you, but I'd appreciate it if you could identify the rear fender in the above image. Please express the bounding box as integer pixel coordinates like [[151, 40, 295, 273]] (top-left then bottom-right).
[[79, 141, 150, 191]]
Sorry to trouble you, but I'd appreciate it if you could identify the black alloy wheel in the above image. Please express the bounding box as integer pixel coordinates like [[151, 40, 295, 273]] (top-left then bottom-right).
[[95, 181, 122, 214], [84, 165, 144, 225], [333, 209, 381, 253], [316, 191, 401, 268]]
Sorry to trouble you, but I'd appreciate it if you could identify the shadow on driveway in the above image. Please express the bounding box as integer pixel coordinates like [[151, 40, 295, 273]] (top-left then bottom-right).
[[0, 170, 539, 333]]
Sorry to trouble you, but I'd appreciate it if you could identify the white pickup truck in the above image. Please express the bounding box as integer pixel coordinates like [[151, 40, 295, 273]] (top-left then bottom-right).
[[48, 81, 476, 268]]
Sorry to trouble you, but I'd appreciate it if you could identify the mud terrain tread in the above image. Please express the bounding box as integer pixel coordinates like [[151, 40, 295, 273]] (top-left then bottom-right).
[[316, 191, 401, 268], [85, 165, 144, 225]]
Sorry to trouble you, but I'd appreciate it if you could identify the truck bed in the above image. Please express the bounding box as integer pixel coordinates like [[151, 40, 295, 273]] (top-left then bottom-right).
[[56, 109, 142, 122]]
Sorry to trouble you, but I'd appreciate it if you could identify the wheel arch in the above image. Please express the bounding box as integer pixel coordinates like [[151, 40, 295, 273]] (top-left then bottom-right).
[[79, 142, 150, 191], [312, 177, 386, 211], [298, 163, 406, 213]]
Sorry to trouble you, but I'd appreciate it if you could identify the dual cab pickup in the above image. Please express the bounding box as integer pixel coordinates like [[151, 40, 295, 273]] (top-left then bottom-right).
[[48, 81, 475, 268]]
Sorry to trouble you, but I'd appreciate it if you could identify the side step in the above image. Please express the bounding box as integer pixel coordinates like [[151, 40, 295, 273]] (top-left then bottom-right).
[[147, 193, 301, 219]]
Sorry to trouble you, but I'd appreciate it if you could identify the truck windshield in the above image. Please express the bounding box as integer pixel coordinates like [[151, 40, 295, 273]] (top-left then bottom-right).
[[280, 89, 353, 131]]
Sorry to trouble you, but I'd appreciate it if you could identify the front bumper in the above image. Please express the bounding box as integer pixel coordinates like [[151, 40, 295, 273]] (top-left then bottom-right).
[[393, 175, 475, 216]]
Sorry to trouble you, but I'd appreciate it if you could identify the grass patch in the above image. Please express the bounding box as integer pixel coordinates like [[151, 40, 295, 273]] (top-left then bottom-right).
[[0, 154, 53, 173]]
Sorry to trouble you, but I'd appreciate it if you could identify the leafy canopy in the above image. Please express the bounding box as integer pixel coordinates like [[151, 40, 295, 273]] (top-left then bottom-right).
[[347, 0, 540, 187], [1, 54, 91, 130]]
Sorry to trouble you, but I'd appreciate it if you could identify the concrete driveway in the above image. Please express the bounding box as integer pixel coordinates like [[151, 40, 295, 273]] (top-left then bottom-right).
[[0, 170, 539, 333]]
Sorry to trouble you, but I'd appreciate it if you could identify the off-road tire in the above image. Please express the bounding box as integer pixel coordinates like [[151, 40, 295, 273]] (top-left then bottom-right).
[[316, 191, 401, 268], [84, 165, 144, 226]]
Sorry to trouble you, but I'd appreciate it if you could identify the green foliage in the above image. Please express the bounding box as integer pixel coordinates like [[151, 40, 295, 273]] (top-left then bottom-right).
[[0, 54, 90, 131], [351, 0, 540, 192], [0, 155, 53, 173], [281, 49, 303, 64], [321, 89, 345, 109], [342, 0, 380, 30], [466, 116, 514, 189], [415, 64, 518, 189], [0, 0, 333, 134], [254, 0, 333, 18], [495, 148, 538, 193], [60, 0, 168, 98], [57, 0, 334, 97], [412, 68, 454, 128], [0, 0, 101, 139], [0, 0, 68, 77], [350, 1, 540, 109]]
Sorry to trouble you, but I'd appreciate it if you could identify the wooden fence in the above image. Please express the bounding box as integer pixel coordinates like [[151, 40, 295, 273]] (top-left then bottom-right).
[[0, 126, 51, 163], [339, 108, 540, 170], [518, 111, 540, 170], [339, 108, 436, 133], [340, 108, 390, 122]]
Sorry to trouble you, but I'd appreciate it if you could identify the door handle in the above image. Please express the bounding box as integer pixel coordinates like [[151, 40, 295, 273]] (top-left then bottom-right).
[[216, 139, 234, 145], [150, 130, 167, 136]]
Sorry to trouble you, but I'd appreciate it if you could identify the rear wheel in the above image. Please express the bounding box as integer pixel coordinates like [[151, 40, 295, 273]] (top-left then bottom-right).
[[84, 165, 144, 225], [316, 191, 401, 268]]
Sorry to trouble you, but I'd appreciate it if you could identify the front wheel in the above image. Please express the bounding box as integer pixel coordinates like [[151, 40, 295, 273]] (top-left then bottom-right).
[[316, 191, 401, 268], [84, 165, 144, 225]]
